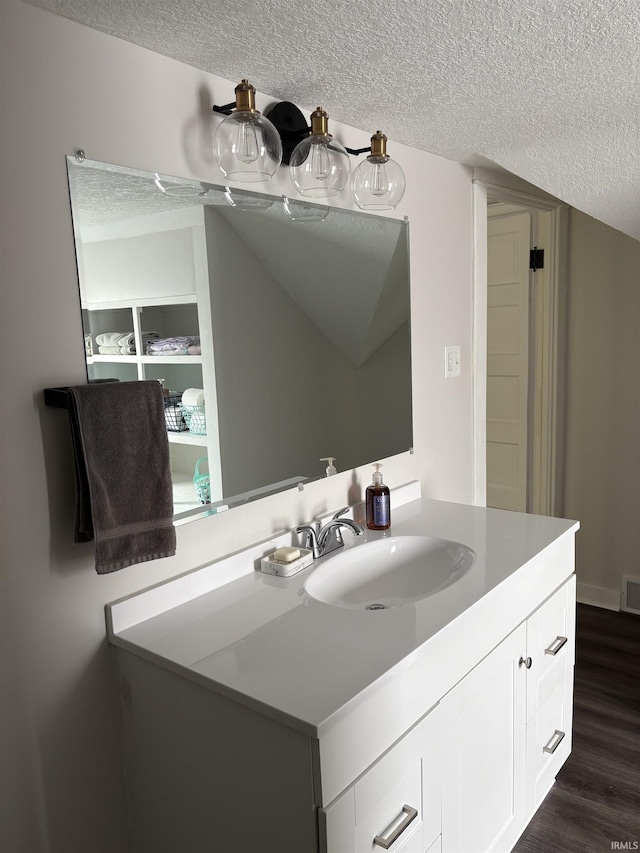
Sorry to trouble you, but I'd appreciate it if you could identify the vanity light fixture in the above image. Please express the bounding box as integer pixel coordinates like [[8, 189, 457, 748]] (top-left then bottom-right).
[[282, 196, 329, 223], [287, 107, 351, 199], [213, 86, 405, 206], [351, 131, 406, 210], [212, 80, 283, 183], [154, 174, 207, 197], [224, 187, 274, 210]]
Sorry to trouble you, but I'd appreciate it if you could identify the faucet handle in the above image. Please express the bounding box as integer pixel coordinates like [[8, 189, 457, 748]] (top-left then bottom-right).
[[332, 507, 350, 520], [295, 524, 321, 559]]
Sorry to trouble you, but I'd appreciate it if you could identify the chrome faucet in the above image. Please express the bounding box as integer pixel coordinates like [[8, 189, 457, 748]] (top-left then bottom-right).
[[296, 508, 364, 558]]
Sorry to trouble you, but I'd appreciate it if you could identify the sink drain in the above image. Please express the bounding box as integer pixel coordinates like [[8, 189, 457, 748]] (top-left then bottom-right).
[[366, 603, 387, 610]]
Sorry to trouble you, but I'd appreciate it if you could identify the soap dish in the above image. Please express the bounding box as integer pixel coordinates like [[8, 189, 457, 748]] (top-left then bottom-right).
[[260, 548, 313, 577]]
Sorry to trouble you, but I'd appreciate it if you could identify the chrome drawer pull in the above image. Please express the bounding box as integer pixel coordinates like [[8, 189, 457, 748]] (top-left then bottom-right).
[[373, 804, 418, 849], [543, 729, 565, 754], [519, 655, 533, 669], [545, 635, 568, 656]]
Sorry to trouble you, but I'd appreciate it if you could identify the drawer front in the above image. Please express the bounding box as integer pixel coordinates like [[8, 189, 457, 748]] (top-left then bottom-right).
[[526, 575, 576, 720], [525, 668, 574, 817], [426, 835, 442, 853], [322, 710, 439, 853]]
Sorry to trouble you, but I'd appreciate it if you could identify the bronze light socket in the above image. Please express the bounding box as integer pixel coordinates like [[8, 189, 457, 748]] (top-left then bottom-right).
[[369, 131, 388, 159], [310, 107, 330, 137], [234, 79, 258, 113]]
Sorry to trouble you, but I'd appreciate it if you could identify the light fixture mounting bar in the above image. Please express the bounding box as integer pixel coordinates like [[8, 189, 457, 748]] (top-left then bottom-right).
[[212, 103, 237, 115], [345, 145, 372, 156], [263, 101, 312, 165]]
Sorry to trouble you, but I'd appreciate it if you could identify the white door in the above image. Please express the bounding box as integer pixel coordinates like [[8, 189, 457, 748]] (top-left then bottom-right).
[[441, 624, 527, 853], [486, 211, 531, 511]]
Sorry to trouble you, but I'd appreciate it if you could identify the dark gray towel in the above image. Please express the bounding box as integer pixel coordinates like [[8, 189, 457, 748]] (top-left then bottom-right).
[[67, 381, 176, 574]]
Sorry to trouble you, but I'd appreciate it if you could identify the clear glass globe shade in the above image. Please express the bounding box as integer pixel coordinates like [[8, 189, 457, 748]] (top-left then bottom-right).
[[289, 135, 350, 198], [352, 156, 406, 210], [213, 111, 283, 183], [283, 196, 329, 223]]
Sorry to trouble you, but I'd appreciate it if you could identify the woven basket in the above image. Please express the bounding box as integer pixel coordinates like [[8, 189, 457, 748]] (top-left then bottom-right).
[[180, 403, 206, 435], [193, 457, 210, 504], [164, 394, 188, 432]]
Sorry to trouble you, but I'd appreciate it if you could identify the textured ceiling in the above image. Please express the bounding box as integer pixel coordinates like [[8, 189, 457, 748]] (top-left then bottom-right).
[[27, 0, 640, 239]]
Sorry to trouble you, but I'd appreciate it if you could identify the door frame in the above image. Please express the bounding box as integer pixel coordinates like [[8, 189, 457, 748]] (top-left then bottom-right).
[[472, 180, 568, 515]]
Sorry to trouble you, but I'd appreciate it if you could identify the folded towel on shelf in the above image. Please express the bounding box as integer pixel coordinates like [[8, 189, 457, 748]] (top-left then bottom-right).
[[67, 380, 176, 574], [116, 332, 160, 349], [97, 345, 136, 355], [146, 336, 200, 356], [94, 332, 159, 350], [188, 344, 202, 355], [95, 332, 130, 347]]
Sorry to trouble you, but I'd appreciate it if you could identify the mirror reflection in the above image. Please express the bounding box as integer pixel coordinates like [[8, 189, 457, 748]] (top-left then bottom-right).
[[66, 157, 413, 521]]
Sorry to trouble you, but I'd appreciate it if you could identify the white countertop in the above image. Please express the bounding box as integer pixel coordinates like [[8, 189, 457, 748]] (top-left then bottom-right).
[[108, 488, 579, 742]]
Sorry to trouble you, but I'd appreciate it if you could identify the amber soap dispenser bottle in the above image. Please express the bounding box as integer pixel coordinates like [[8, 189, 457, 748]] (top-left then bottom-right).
[[366, 463, 391, 530]]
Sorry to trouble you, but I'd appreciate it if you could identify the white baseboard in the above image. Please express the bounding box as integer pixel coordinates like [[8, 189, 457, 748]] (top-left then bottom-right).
[[576, 582, 620, 611]]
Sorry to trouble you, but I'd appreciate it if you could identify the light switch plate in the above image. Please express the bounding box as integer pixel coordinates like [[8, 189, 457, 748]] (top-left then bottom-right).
[[444, 345, 461, 378]]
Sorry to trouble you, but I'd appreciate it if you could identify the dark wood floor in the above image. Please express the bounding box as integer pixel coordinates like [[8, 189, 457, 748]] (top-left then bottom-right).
[[514, 604, 640, 853]]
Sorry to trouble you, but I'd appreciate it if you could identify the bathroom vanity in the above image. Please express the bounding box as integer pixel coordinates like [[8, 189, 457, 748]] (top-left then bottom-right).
[[107, 484, 578, 853]]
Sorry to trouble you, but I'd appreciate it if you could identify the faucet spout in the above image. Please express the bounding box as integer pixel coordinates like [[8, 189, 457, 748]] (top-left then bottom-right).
[[318, 516, 364, 557], [298, 508, 364, 559]]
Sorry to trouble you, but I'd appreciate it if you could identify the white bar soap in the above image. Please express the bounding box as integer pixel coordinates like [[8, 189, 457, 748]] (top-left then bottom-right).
[[260, 547, 313, 577], [272, 546, 300, 563]]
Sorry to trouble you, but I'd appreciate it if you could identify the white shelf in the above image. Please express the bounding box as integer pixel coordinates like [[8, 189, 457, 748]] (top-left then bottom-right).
[[167, 431, 208, 447], [82, 294, 197, 311], [140, 355, 202, 365], [87, 354, 138, 364], [87, 355, 202, 365]]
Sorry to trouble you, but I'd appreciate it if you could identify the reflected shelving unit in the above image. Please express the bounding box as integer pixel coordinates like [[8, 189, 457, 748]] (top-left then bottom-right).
[[75, 205, 223, 515]]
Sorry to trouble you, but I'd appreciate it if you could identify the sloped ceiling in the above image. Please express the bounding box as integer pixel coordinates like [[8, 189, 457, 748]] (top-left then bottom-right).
[[214, 207, 408, 368], [26, 0, 640, 240]]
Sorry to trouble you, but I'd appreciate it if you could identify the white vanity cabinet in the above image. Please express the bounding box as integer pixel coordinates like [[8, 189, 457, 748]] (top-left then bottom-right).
[[441, 575, 576, 852], [106, 495, 578, 853]]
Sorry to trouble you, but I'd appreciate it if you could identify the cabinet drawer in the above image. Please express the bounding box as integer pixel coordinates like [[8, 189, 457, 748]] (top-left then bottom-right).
[[525, 667, 574, 817], [321, 708, 441, 853], [526, 575, 576, 720]]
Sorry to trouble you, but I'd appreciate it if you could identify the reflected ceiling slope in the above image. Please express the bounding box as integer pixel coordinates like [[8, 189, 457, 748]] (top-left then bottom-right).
[[29, 0, 640, 240], [215, 207, 408, 367]]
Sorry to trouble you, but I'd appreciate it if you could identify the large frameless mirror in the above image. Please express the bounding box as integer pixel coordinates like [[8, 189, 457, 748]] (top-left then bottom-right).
[[66, 157, 413, 522]]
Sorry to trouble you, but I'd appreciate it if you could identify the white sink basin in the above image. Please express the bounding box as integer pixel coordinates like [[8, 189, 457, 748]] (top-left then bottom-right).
[[304, 535, 474, 610]]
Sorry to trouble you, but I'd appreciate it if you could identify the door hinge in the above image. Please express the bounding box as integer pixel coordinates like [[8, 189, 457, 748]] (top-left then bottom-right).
[[530, 247, 544, 271]]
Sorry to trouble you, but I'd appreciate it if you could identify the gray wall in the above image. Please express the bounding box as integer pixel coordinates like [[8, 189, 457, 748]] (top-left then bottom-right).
[[562, 210, 640, 606], [0, 2, 473, 851]]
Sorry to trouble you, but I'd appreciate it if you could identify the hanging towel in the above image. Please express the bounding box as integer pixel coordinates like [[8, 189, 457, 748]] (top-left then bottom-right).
[[67, 380, 176, 574]]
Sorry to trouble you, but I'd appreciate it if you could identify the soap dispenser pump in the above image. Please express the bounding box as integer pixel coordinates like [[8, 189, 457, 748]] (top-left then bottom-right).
[[366, 463, 391, 530], [320, 457, 337, 476]]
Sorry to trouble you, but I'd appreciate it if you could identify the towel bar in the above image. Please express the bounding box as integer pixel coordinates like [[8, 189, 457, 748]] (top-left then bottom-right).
[[44, 387, 72, 409], [44, 379, 121, 409]]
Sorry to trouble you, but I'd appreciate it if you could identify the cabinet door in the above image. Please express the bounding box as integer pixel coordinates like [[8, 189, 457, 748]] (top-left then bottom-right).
[[441, 624, 526, 853]]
